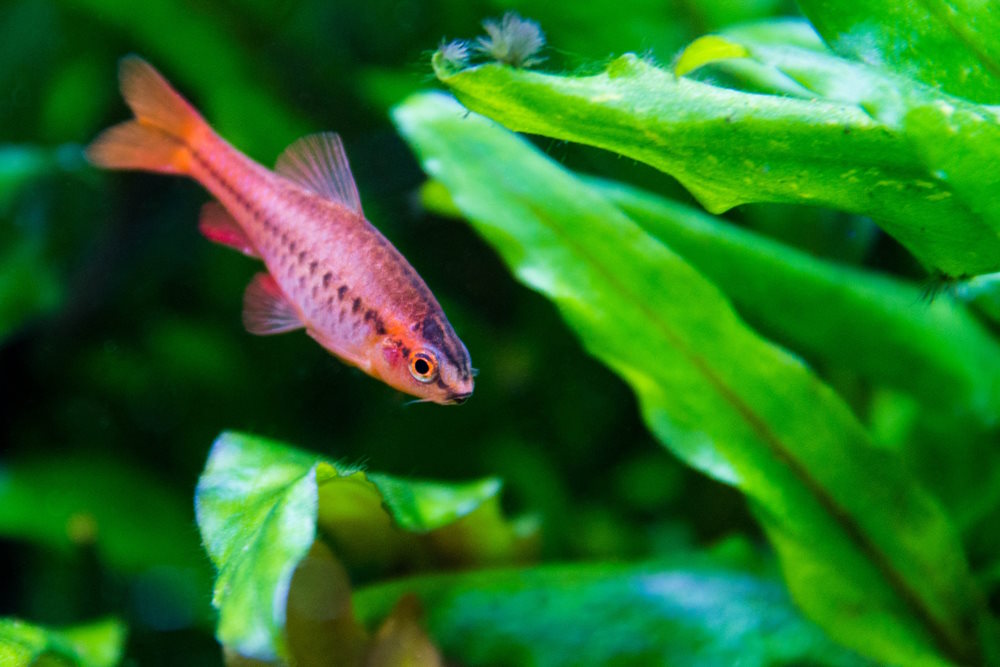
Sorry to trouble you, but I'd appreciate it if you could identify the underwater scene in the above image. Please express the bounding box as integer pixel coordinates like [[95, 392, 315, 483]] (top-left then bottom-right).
[[4, 0, 1000, 665]]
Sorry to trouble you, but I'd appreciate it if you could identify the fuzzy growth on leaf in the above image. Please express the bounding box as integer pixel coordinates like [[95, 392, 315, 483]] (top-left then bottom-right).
[[475, 12, 545, 68], [437, 39, 470, 71]]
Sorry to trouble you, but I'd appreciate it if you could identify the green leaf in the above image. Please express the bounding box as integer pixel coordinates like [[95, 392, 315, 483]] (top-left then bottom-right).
[[797, 0, 1000, 104], [354, 559, 874, 666], [431, 46, 1000, 277], [195, 431, 532, 662], [425, 174, 1000, 530], [393, 92, 989, 666], [582, 177, 1000, 428], [0, 617, 125, 667], [673, 34, 749, 76]]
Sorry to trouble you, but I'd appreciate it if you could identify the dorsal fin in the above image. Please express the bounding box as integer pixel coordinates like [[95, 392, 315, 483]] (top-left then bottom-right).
[[275, 132, 363, 214]]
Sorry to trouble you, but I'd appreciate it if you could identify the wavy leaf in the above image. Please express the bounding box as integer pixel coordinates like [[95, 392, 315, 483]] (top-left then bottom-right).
[[195, 431, 533, 663], [394, 92, 990, 666], [431, 43, 1000, 277]]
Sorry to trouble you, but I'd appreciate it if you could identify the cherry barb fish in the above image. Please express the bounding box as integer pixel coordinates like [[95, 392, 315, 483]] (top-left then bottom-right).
[[88, 56, 473, 405]]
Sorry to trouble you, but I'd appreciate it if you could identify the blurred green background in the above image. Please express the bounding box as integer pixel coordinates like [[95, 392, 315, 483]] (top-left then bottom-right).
[[1, 0, 935, 663]]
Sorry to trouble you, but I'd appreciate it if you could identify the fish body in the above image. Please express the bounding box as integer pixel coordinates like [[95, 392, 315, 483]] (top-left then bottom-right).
[[88, 56, 473, 404]]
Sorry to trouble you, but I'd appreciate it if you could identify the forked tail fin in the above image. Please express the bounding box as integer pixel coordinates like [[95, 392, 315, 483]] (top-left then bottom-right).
[[86, 56, 209, 174]]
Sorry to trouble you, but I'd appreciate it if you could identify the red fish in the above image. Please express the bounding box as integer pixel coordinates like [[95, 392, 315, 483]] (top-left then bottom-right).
[[88, 56, 473, 404]]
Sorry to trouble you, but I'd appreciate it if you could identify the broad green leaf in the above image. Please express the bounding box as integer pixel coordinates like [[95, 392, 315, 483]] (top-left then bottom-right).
[[195, 431, 533, 662], [425, 175, 1000, 530], [797, 0, 1000, 104], [584, 178, 1000, 428], [0, 617, 125, 667], [354, 560, 874, 666], [0, 457, 214, 625], [431, 46, 1000, 277], [703, 20, 1000, 281], [394, 92, 989, 666]]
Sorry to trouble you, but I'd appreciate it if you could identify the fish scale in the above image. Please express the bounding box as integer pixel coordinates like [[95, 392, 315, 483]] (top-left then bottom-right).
[[87, 55, 474, 404]]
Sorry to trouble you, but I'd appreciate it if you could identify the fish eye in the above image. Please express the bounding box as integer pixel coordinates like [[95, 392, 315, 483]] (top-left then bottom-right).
[[409, 351, 438, 383]]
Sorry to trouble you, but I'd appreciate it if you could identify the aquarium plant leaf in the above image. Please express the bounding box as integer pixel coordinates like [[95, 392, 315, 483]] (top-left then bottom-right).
[[424, 174, 1000, 530], [354, 559, 874, 667], [394, 92, 989, 666], [431, 46, 1000, 277], [583, 179, 1000, 427], [195, 431, 532, 663], [0, 617, 126, 667], [673, 35, 749, 76], [796, 0, 1000, 104]]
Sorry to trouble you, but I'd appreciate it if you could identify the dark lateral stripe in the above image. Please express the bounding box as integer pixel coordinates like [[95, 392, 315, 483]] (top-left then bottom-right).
[[191, 148, 267, 226]]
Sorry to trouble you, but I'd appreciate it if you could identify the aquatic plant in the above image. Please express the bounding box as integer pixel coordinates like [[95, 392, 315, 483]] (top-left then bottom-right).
[[4, 1, 1000, 666]]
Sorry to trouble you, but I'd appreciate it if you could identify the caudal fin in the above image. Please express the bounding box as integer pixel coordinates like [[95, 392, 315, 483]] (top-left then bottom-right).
[[87, 56, 208, 174]]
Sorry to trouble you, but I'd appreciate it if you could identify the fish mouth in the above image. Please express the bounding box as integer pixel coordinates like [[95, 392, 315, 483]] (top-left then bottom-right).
[[446, 391, 472, 405]]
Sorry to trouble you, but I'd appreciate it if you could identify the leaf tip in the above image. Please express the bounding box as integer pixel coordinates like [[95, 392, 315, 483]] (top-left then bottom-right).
[[674, 35, 749, 77]]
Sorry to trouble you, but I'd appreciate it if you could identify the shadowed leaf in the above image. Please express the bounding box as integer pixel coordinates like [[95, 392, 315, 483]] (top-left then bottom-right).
[[195, 431, 533, 663]]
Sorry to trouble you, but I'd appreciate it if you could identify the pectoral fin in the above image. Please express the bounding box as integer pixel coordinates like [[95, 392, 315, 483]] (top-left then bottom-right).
[[242, 273, 303, 335], [199, 201, 258, 257]]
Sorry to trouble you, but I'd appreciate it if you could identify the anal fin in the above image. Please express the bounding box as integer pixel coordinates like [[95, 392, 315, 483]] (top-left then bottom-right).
[[199, 201, 258, 257], [243, 273, 303, 335]]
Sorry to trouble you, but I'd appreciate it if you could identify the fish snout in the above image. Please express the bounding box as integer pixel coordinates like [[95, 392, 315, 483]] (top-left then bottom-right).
[[446, 391, 473, 405]]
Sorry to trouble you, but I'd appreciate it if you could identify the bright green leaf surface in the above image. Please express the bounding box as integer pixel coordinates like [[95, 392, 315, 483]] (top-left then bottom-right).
[[425, 175, 1000, 530], [432, 47, 1000, 277], [706, 21, 1000, 283], [394, 92, 989, 666], [585, 178, 1000, 427], [673, 34, 749, 76], [354, 560, 873, 666], [797, 0, 1000, 104], [0, 617, 125, 667], [195, 431, 532, 662]]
